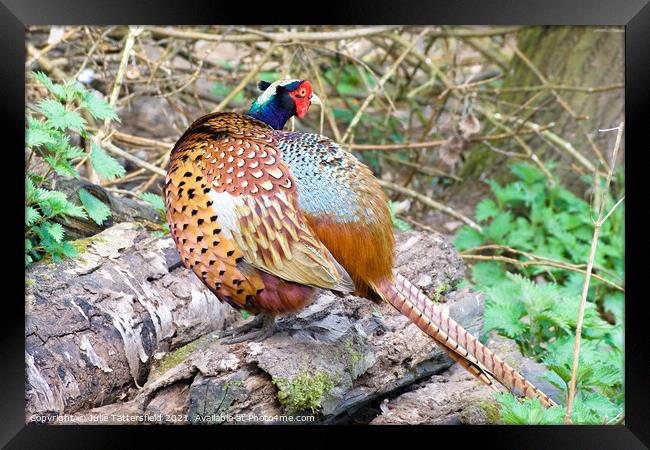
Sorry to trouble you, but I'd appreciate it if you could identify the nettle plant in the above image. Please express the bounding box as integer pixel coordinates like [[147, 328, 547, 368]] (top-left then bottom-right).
[[455, 162, 624, 424], [25, 72, 125, 266]]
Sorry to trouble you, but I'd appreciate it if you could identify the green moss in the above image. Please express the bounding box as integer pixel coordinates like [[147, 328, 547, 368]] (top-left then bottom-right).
[[224, 379, 244, 389], [431, 282, 452, 302], [272, 370, 334, 413], [150, 334, 215, 380], [71, 235, 107, 255], [478, 399, 502, 424], [344, 338, 363, 371]]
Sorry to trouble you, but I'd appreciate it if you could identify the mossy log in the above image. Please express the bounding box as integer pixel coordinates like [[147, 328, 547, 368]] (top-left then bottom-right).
[[26, 223, 555, 424]]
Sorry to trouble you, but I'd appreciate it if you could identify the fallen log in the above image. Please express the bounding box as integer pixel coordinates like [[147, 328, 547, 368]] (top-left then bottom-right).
[[52, 178, 161, 239], [26, 223, 554, 424], [25, 222, 239, 421], [371, 333, 562, 425]]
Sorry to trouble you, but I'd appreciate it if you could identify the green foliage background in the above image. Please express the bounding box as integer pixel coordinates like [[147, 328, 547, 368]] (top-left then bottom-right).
[[455, 162, 624, 424]]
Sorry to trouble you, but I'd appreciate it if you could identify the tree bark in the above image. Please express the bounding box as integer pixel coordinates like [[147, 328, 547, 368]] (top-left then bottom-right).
[[26, 223, 556, 424], [25, 222, 239, 421]]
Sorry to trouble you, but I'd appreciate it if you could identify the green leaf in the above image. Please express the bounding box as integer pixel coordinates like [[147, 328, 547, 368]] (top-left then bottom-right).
[[510, 162, 546, 184], [603, 292, 624, 323], [487, 179, 526, 205], [475, 198, 499, 222], [485, 211, 513, 242], [46, 222, 65, 243], [140, 192, 165, 212], [60, 241, 78, 258], [454, 226, 484, 251], [32, 71, 66, 100], [43, 155, 79, 178], [388, 201, 412, 231], [39, 98, 86, 131], [65, 202, 88, 219], [25, 177, 37, 203], [507, 218, 535, 251], [470, 261, 507, 288], [79, 188, 111, 225], [62, 144, 86, 161], [26, 206, 41, 227], [33, 187, 87, 220], [391, 216, 413, 232], [82, 91, 119, 121], [485, 296, 527, 338], [26, 126, 56, 148], [496, 393, 564, 425], [571, 393, 620, 424], [90, 142, 125, 180], [63, 80, 86, 101]]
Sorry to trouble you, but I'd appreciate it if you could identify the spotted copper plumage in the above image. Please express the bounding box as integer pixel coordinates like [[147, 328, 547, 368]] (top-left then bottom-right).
[[165, 113, 352, 313]]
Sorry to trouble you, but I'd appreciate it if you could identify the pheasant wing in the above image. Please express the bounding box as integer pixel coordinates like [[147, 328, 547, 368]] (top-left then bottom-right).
[[167, 113, 353, 296]]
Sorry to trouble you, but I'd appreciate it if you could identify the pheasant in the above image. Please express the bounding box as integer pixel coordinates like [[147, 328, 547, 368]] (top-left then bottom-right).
[[164, 78, 558, 408]]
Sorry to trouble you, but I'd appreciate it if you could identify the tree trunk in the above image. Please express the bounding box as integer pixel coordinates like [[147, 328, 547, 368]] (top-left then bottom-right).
[[461, 26, 624, 184]]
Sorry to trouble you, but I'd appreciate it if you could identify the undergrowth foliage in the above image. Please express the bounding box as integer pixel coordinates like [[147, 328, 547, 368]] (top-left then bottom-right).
[[455, 162, 624, 424], [140, 192, 170, 237], [25, 72, 124, 266]]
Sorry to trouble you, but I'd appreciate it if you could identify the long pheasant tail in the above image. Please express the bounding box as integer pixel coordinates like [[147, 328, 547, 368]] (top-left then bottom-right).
[[372, 272, 558, 408]]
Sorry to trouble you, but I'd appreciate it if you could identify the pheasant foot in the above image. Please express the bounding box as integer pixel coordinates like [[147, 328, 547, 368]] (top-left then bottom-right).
[[220, 313, 277, 344]]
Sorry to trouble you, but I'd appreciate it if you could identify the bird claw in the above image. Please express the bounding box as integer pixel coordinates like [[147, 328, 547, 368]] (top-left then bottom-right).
[[219, 313, 276, 345]]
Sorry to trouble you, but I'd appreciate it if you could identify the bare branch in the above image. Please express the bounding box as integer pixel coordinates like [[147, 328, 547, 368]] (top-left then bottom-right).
[[147, 26, 402, 43], [377, 179, 482, 232], [564, 122, 624, 423]]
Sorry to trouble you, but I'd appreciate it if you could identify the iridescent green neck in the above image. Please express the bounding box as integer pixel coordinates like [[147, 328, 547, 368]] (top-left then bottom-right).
[[247, 99, 293, 130]]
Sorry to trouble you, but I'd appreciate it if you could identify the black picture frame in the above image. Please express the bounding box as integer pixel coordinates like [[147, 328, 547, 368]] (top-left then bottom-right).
[[4, 0, 648, 447]]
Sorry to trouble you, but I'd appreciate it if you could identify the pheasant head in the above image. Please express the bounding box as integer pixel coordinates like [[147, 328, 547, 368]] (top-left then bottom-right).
[[247, 79, 321, 130]]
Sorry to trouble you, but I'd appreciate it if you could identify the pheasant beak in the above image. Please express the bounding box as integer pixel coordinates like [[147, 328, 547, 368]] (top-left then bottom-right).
[[309, 93, 322, 107]]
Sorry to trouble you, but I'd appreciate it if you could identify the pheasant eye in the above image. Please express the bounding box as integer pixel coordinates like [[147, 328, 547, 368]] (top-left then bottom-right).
[[299, 89, 306, 96]]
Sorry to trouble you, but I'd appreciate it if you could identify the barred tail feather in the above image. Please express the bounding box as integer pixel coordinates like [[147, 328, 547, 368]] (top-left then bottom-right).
[[372, 272, 558, 408]]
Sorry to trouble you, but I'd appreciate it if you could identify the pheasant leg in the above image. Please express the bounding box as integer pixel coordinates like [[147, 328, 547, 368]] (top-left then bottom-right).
[[220, 313, 277, 344]]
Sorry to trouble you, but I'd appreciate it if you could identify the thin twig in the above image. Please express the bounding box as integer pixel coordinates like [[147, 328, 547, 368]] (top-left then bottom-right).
[[26, 43, 68, 81], [381, 154, 463, 182], [564, 122, 624, 423], [103, 26, 142, 135], [482, 83, 624, 95], [105, 130, 174, 151], [461, 254, 623, 292], [396, 214, 441, 234], [377, 178, 482, 232], [304, 48, 342, 142], [26, 26, 80, 66], [102, 140, 167, 177], [509, 45, 585, 121], [212, 45, 275, 113], [147, 25, 402, 43], [461, 243, 624, 284], [348, 123, 555, 151], [341, 28, 429, 143]]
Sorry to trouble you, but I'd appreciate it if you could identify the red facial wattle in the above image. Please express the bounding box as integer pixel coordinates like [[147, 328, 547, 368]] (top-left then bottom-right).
[[290, 81, 314, 119]]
